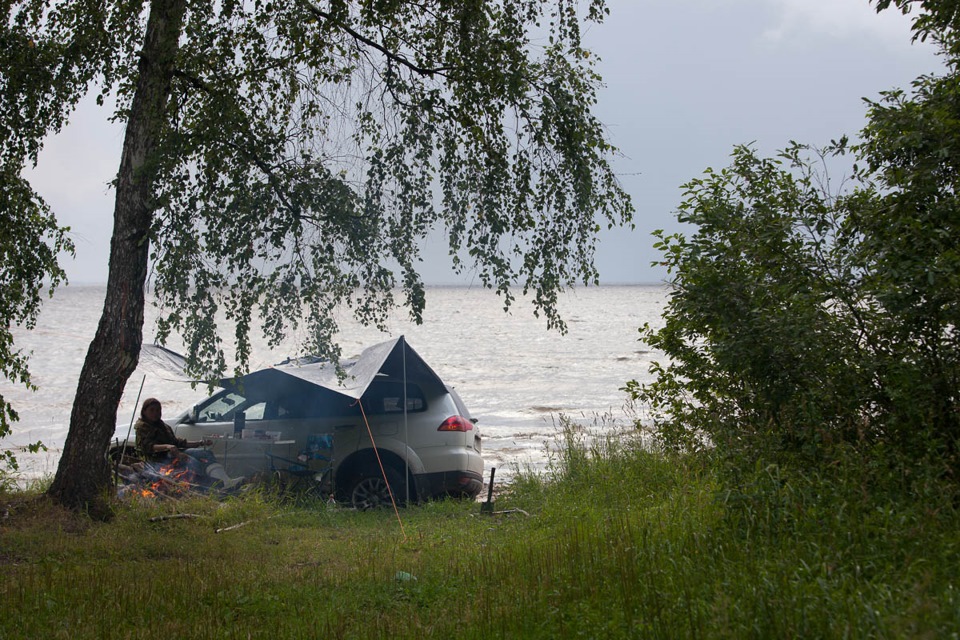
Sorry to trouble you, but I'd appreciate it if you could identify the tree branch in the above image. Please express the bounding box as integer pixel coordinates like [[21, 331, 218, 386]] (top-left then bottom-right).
[[300, 1, 453, 78]]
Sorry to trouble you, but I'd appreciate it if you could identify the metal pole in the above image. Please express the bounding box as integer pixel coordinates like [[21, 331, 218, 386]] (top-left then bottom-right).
[[402, 337, 409, 504], [115, 374, 146, 485], [481, 467, 496, 514], [486, 467, 496, 503]]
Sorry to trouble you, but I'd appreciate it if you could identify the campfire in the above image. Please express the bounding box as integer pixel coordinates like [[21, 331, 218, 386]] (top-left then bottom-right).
[[112, 443, 221, 500]]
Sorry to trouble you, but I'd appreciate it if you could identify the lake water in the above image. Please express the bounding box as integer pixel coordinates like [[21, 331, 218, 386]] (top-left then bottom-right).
[[3, 284, 668, 482]]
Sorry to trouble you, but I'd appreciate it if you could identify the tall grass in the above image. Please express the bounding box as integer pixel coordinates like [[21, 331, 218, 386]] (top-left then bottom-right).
[[2, 419, 959, 638]]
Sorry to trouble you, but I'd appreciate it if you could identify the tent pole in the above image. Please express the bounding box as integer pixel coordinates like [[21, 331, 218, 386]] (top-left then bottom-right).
[[115, 374, 146, 487], [402, 336, 409, 504]]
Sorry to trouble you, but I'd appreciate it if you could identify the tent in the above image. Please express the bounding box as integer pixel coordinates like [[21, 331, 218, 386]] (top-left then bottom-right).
[[218, 336, 443, 404], [221, 336, 432, 504], [138, 335, 441, 402]]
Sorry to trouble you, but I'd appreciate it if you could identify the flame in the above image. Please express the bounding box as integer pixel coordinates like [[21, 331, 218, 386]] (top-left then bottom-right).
[[119, 454, 206, 500]]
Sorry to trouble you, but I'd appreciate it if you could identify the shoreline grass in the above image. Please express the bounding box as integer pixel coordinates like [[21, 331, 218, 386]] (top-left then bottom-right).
[[2, 423, 959, 638]]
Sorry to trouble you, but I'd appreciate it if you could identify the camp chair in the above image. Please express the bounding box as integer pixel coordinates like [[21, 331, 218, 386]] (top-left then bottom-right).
[[265, 434, 334, 498]]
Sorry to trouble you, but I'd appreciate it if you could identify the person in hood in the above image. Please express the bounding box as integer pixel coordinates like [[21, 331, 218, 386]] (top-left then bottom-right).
[[135, 397, 244, 489]]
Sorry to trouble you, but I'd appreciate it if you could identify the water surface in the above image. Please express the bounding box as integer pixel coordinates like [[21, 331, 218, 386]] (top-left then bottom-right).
[[4, 284, 667, 481]]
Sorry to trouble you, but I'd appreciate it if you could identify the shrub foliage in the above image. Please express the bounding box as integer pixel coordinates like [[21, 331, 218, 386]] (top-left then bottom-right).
[[630, 2, 960, 475]]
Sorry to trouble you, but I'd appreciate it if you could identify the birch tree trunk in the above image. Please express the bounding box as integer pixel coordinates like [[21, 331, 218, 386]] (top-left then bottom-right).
[[47, 0, 185, 517]]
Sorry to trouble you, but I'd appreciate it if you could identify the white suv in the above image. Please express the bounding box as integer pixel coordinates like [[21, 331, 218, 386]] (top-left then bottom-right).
[[169, 338, 484, 509]]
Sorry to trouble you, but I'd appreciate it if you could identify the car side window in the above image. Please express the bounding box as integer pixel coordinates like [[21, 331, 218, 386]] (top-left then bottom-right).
[[196, 392, 245, 423], [365, 382, 426, 415], [276, 394, 360, 419], [196, 393, 268, 423], [244, 402, 267, 421]]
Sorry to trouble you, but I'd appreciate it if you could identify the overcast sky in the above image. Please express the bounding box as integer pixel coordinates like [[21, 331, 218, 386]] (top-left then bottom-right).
[[26, 0, 942, 286]]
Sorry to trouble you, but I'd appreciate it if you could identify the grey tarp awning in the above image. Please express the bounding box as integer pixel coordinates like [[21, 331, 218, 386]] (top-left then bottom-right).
[[219, 336, 444, 403], [138, 343, 195, 382]]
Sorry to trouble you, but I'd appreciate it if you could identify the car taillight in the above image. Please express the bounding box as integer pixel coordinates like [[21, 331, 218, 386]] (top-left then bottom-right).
[[438, 416, 473, 432]]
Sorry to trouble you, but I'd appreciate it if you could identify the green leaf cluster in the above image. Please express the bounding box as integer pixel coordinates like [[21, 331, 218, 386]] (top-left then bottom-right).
[[4, 0, 632, 509], [0, 0, 96, 467], [0, 167, 70, 453], [631, 2, 960, 474], [1, 1, 632, 395], [123, 0, 632, 378]]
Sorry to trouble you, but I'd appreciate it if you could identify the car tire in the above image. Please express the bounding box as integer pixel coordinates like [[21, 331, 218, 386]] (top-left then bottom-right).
[[346, 467, 405, 510]]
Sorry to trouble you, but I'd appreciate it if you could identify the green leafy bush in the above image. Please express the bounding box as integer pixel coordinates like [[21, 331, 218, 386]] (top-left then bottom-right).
[[630, 21, 960, 474]]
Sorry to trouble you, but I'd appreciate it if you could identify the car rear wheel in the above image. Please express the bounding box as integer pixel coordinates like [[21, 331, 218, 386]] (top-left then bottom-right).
[[346, 468, 405, 510]]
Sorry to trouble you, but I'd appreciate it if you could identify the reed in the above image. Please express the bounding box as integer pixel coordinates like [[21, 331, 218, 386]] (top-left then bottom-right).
[[2, 421, 959, 638]]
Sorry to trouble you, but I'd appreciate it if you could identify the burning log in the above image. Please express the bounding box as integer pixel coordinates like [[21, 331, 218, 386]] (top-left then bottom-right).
[[114, 446, 222, 500], [111, 441, 248, 501]]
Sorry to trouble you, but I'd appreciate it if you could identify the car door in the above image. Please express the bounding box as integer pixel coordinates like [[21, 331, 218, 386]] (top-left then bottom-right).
[[175, 390, 283, 477]]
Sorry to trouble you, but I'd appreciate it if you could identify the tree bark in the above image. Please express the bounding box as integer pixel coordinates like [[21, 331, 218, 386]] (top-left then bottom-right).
[[46, 0, 186, 517]]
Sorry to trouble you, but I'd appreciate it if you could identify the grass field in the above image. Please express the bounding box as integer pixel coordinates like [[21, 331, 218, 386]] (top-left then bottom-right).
[[3, 424, 960, 639]]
